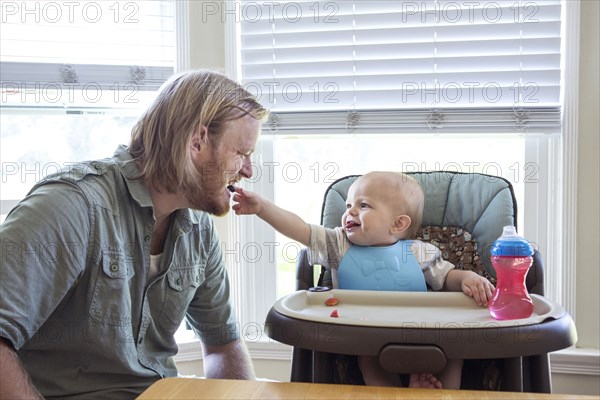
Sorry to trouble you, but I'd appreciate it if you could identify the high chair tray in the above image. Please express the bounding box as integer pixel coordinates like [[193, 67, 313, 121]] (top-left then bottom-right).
[[273, 290, 563, 328], [266, 289, 577, 361]]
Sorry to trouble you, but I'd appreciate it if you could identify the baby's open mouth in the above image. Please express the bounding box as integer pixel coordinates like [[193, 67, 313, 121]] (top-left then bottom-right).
[[344, 221, 360, 230]]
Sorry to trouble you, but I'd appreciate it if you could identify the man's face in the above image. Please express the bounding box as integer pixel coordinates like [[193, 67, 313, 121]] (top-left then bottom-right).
[[188, 114, 261, 216]]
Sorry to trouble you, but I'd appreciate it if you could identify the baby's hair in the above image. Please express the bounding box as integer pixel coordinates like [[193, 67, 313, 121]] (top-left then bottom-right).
[[360, 171, 424, 238]]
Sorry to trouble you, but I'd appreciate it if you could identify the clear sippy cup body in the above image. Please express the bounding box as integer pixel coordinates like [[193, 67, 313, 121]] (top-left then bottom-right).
[[488, 226, 534, 320]]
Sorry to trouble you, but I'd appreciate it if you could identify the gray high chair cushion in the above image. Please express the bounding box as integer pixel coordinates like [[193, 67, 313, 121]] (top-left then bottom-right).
[[320, 172, 516, 278]]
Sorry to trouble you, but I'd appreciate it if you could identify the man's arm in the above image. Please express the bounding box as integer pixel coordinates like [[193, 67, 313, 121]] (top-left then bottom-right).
[[201, 340, 256, 380], [231, 187, 311, 247], [0, 339, 43, 399]]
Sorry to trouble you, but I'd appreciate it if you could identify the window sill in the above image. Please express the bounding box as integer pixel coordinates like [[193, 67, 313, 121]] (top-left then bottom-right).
[[174, 337, 292, 363]]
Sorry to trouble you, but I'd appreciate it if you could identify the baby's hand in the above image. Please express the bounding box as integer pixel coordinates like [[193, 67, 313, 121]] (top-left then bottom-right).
[[231, 187, 264, 216], [461, 271, 495, 307]]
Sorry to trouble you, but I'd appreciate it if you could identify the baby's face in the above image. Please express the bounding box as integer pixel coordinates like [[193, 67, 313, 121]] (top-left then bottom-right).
[[341, 176, 403, 246]]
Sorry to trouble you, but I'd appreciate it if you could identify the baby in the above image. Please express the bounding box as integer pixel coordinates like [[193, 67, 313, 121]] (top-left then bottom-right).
[[232, 171, 494, 389]]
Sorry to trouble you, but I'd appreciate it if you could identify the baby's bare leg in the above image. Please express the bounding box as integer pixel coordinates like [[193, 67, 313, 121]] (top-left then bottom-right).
[[437, 359, 463, 390], [357, 355, 404, 387]]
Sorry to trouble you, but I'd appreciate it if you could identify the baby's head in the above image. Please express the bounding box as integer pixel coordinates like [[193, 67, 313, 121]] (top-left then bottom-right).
[[342, 171, 424, 246]]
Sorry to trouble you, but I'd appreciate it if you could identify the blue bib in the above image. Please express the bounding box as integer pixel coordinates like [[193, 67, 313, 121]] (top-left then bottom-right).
[[338, 240, 427, 292]]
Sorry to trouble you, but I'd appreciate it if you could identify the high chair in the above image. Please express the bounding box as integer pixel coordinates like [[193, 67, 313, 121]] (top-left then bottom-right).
[[265, 172, 577, 392]]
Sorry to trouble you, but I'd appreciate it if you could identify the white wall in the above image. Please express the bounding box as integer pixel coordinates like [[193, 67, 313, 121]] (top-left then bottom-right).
[[181, 0, 600, 395], [574, 0, 600, 351]]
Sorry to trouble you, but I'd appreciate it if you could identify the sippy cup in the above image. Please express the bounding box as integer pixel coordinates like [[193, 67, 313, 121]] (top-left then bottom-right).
[[488, 226, 535, 320]]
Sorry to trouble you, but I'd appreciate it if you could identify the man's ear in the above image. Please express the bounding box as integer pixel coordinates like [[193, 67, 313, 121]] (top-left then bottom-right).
[[190, 124, 209, 153], [391, 215, 412, 234]]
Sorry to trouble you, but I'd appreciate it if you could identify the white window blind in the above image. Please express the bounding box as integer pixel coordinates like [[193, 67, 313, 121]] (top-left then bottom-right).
[[0, 0, 175, 107], [239, 0, 562, 134]]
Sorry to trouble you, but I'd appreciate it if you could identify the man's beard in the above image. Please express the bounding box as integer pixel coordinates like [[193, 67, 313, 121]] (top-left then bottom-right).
[[185, 188, 229, 216], [184, 159, 230, 216]]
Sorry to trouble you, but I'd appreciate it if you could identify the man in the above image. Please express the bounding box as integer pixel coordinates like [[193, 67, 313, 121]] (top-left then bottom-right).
[[0, 70, 269, 399]]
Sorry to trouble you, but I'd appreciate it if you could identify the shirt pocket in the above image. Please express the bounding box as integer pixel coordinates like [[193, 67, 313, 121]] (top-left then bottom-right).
[[89, 250, 135, 326], [159, 265, 204, 333]]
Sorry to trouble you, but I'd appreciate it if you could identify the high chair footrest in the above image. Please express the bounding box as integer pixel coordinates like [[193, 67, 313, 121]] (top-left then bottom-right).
[[379, 344, 446, 374]]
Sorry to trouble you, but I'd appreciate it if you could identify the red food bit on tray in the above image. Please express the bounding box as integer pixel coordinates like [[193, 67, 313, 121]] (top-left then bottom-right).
[[330, 309, 339, 318], [324, 297, 339, 306]]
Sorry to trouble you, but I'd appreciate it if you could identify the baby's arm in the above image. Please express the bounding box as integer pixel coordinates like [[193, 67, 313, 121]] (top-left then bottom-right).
[[231, 187, 311, 247], [443, 270, 495, 307]]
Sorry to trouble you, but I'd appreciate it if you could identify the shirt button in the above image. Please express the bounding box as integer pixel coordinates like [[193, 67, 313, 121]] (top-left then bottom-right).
[[93, 163, 102, 170], [144, 235, 150, 243], [110, 264, 119, 272], [138, 337, 143, 344], [176, 278, 182, 285]]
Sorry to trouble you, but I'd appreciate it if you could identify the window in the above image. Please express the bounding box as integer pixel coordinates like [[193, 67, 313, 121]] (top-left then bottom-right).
[[229, 0, 565, 336], [1, 0, 175, 221], [1, 1, 578, 361]]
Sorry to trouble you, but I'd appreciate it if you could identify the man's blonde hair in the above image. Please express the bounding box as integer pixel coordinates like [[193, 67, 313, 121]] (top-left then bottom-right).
[[129, 70, 269, 193]]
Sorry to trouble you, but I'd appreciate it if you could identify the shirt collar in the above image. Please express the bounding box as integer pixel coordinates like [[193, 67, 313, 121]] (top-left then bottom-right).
[[113, 145, 153, 208]]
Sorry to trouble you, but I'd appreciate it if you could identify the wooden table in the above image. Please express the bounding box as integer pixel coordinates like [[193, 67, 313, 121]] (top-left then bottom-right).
[[137, 378, 596, 399]]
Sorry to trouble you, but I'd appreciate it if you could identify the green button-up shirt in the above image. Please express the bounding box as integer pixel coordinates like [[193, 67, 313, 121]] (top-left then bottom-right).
[[0, 146, 238, 399]]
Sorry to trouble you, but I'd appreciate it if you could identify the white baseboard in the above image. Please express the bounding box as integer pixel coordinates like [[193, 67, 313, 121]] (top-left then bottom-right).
[[550, 348, 600, 376]]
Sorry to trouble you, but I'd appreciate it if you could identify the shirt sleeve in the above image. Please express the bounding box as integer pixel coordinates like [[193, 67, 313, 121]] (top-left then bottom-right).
[[0, 183, 90, 350], [411, 240, 455, 291], [306, 225, 350, 289], [306, 225, 350, 269]]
